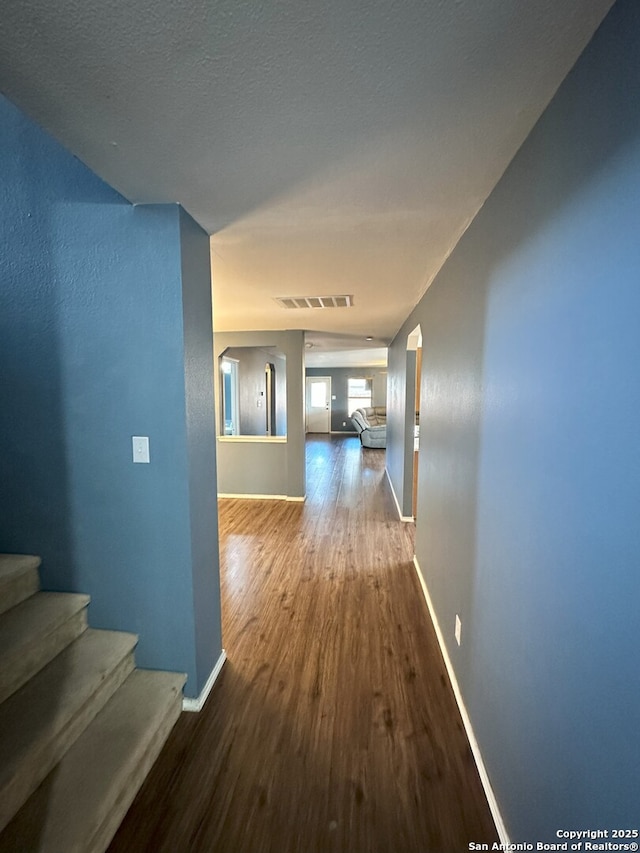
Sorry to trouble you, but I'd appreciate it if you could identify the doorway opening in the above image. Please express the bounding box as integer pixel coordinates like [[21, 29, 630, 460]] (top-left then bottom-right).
[[406, 325, 422, 520], [265, 362, 276, 436]]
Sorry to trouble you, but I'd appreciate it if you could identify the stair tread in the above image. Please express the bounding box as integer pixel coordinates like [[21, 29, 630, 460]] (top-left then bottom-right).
[[0, 592, 90, 657], [0, 555, 40, 616], [0, 628, 137, 830], [0, 554, 41, 584], [0, 628, 138, 778], [0, 592, 91, 705], [0, 669, 186, 853]]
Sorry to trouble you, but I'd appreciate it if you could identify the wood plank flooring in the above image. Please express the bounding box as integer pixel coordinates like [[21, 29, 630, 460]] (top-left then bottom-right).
[[108, 435, 498, 853]]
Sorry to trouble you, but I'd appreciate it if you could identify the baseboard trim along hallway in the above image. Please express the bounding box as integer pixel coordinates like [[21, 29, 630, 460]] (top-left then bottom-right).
[[218, 494, 306, 502], [182, 650, 227, 713], [384, 467, 414, 522], [412, 555, 510, 845]]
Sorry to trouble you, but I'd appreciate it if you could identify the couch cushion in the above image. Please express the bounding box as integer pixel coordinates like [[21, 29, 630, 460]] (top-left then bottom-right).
[[355, 407, 386, 427], [351, 411, 367, 433]]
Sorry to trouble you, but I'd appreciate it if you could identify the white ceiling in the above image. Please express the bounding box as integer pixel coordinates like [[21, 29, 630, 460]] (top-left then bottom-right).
[[0, 0, 614, 363]]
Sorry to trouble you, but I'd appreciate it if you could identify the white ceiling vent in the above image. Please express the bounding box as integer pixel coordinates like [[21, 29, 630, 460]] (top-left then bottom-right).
[[275, 294, 354, 310]]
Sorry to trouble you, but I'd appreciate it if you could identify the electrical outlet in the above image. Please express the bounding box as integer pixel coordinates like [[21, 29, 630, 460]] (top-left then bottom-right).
[[455, 614, 462, 646], [342, 421, 346, 427]]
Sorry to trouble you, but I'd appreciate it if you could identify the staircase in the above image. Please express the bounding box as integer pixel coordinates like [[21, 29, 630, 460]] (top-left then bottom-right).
[[0, 554, 186, 853]]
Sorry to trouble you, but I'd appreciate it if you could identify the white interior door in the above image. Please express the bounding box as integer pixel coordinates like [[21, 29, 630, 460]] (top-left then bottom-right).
[[305, 376, 331, 433]]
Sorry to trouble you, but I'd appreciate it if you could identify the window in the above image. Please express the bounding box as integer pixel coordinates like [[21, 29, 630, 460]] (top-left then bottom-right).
[[220, 357, 239, 435], [310, 380, 328, 408], [348, 377, 372, 415]]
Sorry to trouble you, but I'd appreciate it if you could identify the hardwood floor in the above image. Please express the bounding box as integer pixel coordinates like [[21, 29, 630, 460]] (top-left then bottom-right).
[[108, 435, 498, 853]]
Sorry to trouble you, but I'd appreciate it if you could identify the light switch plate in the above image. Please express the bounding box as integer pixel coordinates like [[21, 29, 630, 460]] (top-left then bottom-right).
[[454, 613, 462, 645], [455, 614, 462, 646], [132, 436, 150, 463]]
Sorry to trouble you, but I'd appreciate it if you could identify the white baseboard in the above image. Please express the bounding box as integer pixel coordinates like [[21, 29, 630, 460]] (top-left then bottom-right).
[[182, 649, 227, 712], [384, 468, 414, 522], [218, 493, 305, 502], [412, 556, 510, 845]]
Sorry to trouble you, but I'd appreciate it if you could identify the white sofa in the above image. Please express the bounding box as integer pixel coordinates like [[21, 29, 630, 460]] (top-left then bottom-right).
[[351, 407, 386, 448]]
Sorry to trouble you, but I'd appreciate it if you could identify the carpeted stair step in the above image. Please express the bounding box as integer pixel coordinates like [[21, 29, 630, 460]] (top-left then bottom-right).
[[0, 555, 41, 616], [0, 669, 186, 853], [0, 592, 90, 705], [0, 628, 137, 833]]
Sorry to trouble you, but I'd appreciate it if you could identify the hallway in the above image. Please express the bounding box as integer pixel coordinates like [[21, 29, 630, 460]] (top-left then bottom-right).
[[109, 435, 497, 852]]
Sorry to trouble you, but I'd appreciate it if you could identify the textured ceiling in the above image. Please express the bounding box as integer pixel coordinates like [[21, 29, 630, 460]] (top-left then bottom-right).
[[0, 0, 614, 356]]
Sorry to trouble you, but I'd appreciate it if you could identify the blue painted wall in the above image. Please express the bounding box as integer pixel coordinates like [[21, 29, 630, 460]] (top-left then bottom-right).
[[387, 0, 640, 839], [0, 95, 221, 697]]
